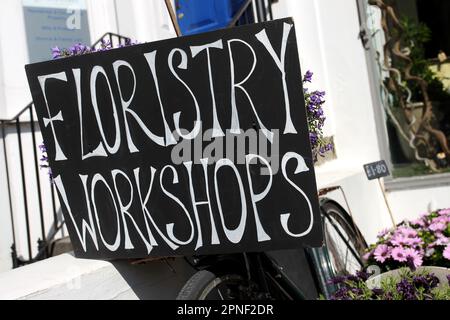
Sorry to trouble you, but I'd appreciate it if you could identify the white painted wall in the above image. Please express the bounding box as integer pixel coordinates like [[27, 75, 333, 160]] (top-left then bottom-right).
[[114, 0, 176, 42], [272, 0, 450, 245], [272, 0, 382, 166], [0, 0, 31, 118]]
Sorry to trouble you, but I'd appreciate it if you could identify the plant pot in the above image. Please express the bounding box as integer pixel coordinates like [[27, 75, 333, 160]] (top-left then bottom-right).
[[366, 266, 450, 289]]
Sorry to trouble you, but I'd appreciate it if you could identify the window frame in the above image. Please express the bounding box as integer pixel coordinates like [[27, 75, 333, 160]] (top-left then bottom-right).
[[356, 0, 450, 191]]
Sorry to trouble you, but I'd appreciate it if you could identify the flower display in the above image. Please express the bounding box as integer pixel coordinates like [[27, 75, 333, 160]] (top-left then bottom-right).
[[51, 39, 139, 59], [364, 208, 450, 271], [326, 268, 450, 300], [302, 71, 333, 161], [38, 143, 52, 179]]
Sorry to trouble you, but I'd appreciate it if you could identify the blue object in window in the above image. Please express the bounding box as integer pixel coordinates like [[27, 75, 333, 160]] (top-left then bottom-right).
[[176, 0, 246, 35]]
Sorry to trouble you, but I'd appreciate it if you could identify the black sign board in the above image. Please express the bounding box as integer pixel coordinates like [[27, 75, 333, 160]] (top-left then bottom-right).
[[26, 18, 322, 260], [363, 160, 390, 180]]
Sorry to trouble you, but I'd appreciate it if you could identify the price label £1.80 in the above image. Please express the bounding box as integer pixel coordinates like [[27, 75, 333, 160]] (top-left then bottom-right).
[[363, 160, 390, 180]]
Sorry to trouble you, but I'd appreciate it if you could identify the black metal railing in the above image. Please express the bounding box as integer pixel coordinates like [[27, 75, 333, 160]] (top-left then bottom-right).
[[0, 32, 130, 269], [228, 0, 274, 28], [91, 32, 132, 49], [0, 104, 61, 268]]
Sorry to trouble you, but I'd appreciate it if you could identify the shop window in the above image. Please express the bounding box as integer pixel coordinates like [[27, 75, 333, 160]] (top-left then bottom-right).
[[22, 0, 91, 63], [364, 0, 450, 178]]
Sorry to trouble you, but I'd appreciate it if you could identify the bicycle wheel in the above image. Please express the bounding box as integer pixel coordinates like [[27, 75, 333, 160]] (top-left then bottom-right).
[[177, 270, 249, 300], [320, 199, 367, 275]]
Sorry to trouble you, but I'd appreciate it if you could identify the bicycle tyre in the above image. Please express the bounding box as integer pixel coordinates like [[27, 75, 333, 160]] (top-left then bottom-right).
[[177, 270, 246, 300], [320, 199, 367, 275]]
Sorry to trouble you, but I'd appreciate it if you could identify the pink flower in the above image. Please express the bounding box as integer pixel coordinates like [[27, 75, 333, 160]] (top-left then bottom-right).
[[443, 244, 450, 261], [434, 236, 449, 246], [391, 247, 408, 262], [431, 216, 448, 224], [362, 251, 372, 261], [429, 222, 446, 232], [404, 248, 423, 268], [405, 237, 423, 246], [373, 244, 390, 263], [438, 208, 450, 216], [420, 212, 431, 219], [377, 228, 390, 238], [390, 233, 422, 247], [396, 227, 417, 238], [390, 235, 405, 246], [410, 218, 425, 227]]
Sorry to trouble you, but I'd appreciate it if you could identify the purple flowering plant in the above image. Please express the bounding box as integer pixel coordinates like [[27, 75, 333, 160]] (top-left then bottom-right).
[[51, 38, 139, 59], [303, 71, 333, 162], [364, 208, 450, 271], [325, 268, 450, 300]]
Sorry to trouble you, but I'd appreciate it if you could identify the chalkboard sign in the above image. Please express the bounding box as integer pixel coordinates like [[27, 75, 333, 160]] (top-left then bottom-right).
[[26, 18, 323, 260], [363, 160, 390, 180]]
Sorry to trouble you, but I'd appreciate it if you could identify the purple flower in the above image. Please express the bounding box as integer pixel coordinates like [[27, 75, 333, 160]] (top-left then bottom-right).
[[371, 288, 384, 297], [396, 279, 417, 300], [38, 143, 47, 152], [356, 270, 371, 281], [425, 274, 440, 289], [413, 274, 439, 290], [303, 70, 313, 83], [51, 46, 61, 59], [327, 275, 346, 285], [309, 132, 318, 145], [374, 244, 390, 263]]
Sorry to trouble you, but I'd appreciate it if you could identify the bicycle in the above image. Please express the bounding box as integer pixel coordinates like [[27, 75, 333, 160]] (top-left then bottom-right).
[[176, 186, 368, 300]]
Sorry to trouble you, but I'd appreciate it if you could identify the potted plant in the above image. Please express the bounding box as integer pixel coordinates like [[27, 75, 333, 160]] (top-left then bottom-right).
[[325, 268, 450, 300], [362, 208, 450, 292]]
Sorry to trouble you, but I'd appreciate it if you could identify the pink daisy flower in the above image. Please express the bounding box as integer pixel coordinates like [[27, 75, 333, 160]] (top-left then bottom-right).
[[443, 244, 450, 261], [410, 218, 425, 227], [434, 236, 449, 246], [391, 247, 408, 262], [390, 233, 421, 247], [404, 237, 423, 247], [438, 208, 450, 216], [404, 248, 423, 268], [394, 227, 417, 239], [373, 244, 390, 263], [429, 222, 446, 232], [377, 228, 390, 238]]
